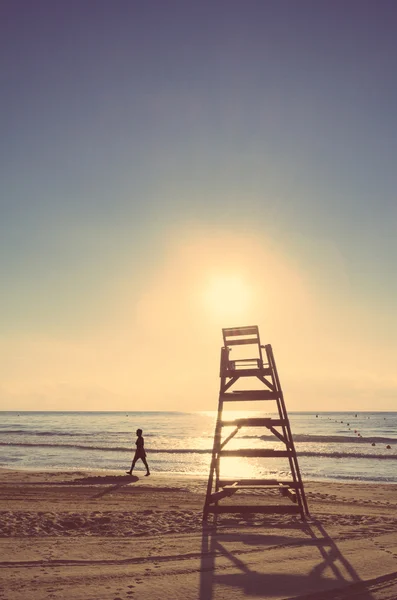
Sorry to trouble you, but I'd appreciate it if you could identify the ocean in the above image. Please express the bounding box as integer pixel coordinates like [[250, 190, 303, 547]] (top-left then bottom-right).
[[0, 411, 396, 484]]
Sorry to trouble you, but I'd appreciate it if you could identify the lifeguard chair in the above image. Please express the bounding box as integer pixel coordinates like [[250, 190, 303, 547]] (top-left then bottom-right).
[[203, 326, 309, 520]]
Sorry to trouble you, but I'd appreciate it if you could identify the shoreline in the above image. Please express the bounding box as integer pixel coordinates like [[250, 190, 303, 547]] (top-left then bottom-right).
[[2, 465, 397, 486], [1, 468, 397, 599], [2, 410, 396, 488]]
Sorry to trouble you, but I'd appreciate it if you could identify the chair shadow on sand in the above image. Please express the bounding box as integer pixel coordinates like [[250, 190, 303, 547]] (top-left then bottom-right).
[[199, 517, 375, 600]]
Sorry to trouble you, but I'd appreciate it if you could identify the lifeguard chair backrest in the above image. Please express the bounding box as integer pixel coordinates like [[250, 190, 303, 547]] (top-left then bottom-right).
[[222, 326, 263, 365]]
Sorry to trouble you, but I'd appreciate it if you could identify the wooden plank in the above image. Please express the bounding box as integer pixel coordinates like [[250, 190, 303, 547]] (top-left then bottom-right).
[[229, 360, 261, 370], [206, 505, 301, 514], [220, 449, 292, 458], [220, 427, 239, 449], [232, 358, 260, 363], [269, 426, 287, 445], [225, 339, 259, 346], [221, 391, 279, 401], [232, 390, 279, 398], [222, 376, 239, 393], [225, 368, 272, 377], [255, 374, 276, 392], [219, 479, 300, 487], [208, 487, 238, 504], [223, 326, 258, 337], [221, 418, 284, 427], [223, 484, 285, 489]]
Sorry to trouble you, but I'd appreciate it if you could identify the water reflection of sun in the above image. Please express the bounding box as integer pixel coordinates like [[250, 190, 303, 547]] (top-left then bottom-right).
[[200, 411, 271, 479], [220, 456, 258, 479]]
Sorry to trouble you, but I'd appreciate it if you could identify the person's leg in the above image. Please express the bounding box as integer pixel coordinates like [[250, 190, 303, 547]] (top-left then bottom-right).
[[126, 458, 137, 475], [142, 457, 150, 476]]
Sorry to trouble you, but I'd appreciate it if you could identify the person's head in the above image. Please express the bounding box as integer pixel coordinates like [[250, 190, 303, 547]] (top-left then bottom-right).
[[136, 428, 143, 436]]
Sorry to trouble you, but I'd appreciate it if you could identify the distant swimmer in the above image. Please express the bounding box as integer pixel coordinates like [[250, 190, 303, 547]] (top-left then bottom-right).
[[126, 428, 150, 476]]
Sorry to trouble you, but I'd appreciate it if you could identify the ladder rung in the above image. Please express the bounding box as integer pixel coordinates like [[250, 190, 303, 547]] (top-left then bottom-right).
[[220, 449, 292, 458], [221, 391, 279, 401], [223, 484, 285, 489], [219, 479, 299, 487], [221, 418, 284, 427], [206, 505, 301, 515]]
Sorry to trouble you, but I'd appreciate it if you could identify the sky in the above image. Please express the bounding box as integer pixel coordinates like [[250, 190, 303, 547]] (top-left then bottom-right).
[[1, 0, 396, 412]]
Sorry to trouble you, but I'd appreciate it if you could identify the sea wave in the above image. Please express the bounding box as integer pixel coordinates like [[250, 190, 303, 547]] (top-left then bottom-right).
[[0, 430, 179, 438], [0, 441, 396, 459], [299, 451, 397, 459], [0, 441, 211, 454], [262, 434, 397, 444], [0, 430, 93, 437], [2, 431, 396, 444], [314, 473, 397, 483]]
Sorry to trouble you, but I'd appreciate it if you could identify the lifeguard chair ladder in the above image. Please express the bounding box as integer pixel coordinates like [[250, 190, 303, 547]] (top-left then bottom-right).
[[203, 326, 309, 520]]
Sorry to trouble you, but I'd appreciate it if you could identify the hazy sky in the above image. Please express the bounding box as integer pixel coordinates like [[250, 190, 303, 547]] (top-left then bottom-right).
[[1, 0, 396, 411]]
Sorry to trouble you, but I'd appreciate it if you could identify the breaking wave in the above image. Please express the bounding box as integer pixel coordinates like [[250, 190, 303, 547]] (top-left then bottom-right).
[[0, 441, 396, 459], [261, 434, 397, 444]]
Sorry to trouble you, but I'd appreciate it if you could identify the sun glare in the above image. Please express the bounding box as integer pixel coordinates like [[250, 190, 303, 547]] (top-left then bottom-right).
[[203, 275, 251, 320]]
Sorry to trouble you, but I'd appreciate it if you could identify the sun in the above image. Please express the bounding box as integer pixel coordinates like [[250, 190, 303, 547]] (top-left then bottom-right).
[[202, 274, 251, 320]]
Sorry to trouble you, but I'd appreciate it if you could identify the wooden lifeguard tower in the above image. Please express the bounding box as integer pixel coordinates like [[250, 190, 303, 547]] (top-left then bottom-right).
[[203, 326, 309, 520]]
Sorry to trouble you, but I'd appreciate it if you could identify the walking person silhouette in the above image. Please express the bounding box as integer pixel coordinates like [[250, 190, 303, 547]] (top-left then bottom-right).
[[126, 429, 150, 476]]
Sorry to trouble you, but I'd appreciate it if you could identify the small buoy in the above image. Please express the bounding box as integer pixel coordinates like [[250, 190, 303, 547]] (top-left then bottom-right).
[[347, 423, 349, 426], [354, 430, 357, 433], [316, 414, 318, 418], [386, 445, 391, 449], [355, 414, 357, 417], [371, 442, 376, 446]]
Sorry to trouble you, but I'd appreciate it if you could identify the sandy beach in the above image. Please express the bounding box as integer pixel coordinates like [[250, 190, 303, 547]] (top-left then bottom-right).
[[0, 469, 396, 599]]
